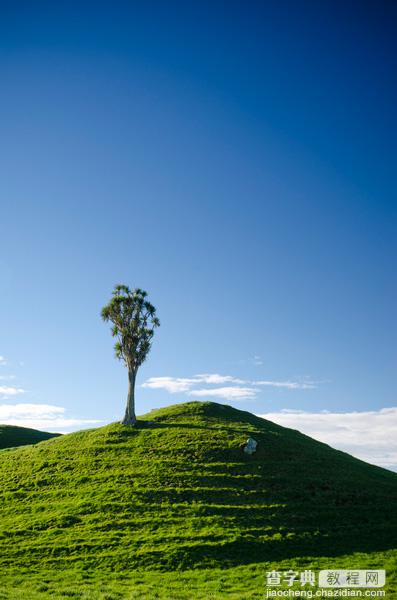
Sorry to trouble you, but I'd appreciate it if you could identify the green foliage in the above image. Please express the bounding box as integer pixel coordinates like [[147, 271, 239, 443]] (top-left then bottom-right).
[[101, 285, 160, 370], [0, 401, 396, 598]]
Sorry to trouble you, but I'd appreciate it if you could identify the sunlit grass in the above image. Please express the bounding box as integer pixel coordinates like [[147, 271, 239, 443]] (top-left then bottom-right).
[[0, 401, 396, 598]]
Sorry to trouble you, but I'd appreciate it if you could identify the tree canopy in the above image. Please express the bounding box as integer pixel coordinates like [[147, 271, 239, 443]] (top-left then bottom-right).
[[101, 284, 160, 424]]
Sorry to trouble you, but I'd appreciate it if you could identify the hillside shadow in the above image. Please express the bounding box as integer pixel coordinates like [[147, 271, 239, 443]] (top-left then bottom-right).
[[139, 533, 397, 569], [121, 471, 397, 568]]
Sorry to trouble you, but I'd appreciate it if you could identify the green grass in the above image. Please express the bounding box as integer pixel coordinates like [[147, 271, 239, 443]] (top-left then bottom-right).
[[0, 401, 396, 598], [0, 424, 60, 449], [1, 551, 396, 599]]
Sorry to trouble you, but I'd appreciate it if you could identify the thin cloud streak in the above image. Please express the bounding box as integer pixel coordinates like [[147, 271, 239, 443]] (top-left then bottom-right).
[[195, 373, 246, 385], [256, 380, 316, 389], [142, 373, 317, 398]]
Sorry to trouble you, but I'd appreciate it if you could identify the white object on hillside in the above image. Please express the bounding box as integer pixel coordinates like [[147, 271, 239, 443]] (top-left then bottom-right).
[[244, 437, 258, 455]]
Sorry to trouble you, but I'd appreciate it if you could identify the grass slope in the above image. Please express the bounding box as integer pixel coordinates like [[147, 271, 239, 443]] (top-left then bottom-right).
[[0, 424, 60, 449], [0, 401, 396, 598]]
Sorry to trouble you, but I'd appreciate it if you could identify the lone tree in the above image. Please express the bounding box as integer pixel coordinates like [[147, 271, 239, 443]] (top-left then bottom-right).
[[101, 285, 160, 425]]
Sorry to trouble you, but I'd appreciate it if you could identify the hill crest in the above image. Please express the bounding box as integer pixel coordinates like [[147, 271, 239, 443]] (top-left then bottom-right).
[[0, 423, 60, 450]]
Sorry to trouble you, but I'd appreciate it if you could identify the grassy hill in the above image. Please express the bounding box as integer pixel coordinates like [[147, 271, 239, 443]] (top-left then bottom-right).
[[0, 424, 60, 449], [0, 400, 396, 599]]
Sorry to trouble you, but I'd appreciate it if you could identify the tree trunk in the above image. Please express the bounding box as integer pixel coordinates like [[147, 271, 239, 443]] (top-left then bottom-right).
[[122, 369, 137, 425]]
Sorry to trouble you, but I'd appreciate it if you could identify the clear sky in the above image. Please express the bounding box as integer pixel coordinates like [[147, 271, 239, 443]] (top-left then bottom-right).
[[1, 2, 396, 468]]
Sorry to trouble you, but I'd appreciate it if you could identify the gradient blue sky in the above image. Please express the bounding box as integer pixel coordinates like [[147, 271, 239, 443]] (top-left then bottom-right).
[[0, 2, 396, 466]]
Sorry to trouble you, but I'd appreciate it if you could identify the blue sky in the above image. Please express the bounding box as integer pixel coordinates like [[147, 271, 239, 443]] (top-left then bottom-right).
[[0, 2, 396, 468]]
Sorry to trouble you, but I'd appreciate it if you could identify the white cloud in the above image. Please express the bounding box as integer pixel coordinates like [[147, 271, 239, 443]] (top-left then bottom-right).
[[141, 377, 199, 393], [0, 385, 25, 397], [189, 386, 259, 400], [141, 374, 246, 393], [258, 407, 397, 472], [195, 373, 246, 385], [0, 403, 64, 418], [0, 356, 7, 365], [0, 403, 102, 432], [141, 373, 317, 399]]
